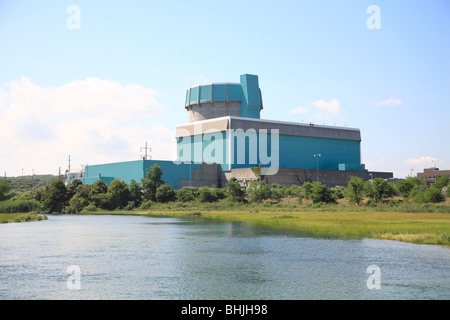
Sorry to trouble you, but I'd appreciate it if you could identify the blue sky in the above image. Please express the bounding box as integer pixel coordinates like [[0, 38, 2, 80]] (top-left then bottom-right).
[[0, 0, 449, 178]]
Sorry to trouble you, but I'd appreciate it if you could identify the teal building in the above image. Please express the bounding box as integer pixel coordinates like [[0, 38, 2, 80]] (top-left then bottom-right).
[[81, 74, 390, 188]]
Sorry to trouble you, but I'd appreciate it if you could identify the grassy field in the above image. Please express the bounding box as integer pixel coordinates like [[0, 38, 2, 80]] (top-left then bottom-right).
[[83, 207, 450, 246]]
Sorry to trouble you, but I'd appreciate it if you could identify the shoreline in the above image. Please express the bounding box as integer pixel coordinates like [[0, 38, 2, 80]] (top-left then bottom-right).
[[58, 209, 450, 246]]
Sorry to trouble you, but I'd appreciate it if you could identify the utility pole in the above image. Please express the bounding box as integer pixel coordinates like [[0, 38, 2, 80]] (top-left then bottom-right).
[[68, 155, 71, 172], [140, 142, 152, 160], [314, 154, 321, 182], [432, 159, 439, 181]]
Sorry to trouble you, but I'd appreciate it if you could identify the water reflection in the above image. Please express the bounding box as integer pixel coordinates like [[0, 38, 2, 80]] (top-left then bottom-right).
[[0, 214, 449, 300]]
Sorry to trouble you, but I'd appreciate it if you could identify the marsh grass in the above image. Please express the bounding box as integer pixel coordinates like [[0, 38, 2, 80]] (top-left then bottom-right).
[[0, 213, 47, 223], [113, 209, 450, 246]]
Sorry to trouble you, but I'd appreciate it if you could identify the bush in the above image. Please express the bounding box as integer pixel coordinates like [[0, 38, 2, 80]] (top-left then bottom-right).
[[84, 203, 97, 212], [199, 187, 217, 203], [176, 187, 199, 202], [331, 186, 345, 200], [123, 201, 137, 211], [246, 181, 271, 203], [345, 177, 365, 204], [67, 195, 89, 213], [225, 178, 245, 202], [42, 179, 68, 213], [366, 178, 395, 202], [140, 199, 154, 209], [270, 184, 286, 202], [301, 182, 314, 199], [0, 199, 41, 213], [310, 182, 335, 204], [285, 185, 302, 197], [155, 184, 176, 203], [107, 179, 131, 210], [424, 186, 445, 203], [0, 180, 10, 201], [213, 188, 226, 200]]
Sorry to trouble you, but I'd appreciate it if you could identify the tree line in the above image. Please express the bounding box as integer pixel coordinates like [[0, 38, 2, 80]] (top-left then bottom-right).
[[0, 164, 449, 214]]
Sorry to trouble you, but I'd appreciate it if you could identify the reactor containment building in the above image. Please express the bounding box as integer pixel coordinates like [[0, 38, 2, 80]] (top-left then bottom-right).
[[81, 74, 392, 188]]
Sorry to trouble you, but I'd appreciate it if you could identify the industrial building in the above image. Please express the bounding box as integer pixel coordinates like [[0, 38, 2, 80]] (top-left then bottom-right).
[[81, 74, 392, 188], [417, 167, 450, 184]]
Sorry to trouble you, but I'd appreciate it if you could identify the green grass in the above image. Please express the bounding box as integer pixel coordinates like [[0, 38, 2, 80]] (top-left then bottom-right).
[[0, 199, 41, 213], [0, 213, 48, 223], [78, 204, 450, 245]]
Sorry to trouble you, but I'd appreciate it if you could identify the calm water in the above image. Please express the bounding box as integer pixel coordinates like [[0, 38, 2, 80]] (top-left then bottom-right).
[[0, 214, 449, 300]]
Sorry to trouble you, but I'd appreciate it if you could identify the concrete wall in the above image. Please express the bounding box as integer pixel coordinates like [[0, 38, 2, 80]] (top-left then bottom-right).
[[187, 101, 241, 122], [179, 163, 221, 188], [222, 167, 393, 188]]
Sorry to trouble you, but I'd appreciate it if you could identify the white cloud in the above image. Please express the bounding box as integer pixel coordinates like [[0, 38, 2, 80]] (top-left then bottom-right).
[[288, 98, 341, 119], [312, 98, 341, 115], [0, 77, 175, 176], [289, 106, 309, 115], [370, 97, 402, 106], [405, 156, 439, 166]]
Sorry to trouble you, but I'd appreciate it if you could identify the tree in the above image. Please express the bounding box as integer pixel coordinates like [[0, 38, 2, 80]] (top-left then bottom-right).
[[397, 177, 426, 197], [129, 179, 143, 206], [225, 178, 245, 202], [68, 194, 89, 213], [66, 179, 83, 199], [433, 176, 449, 190], [301, 182, 314, 199], [424, 186, 444, 203], [0, 180, 10, 201], [142, 164, 165, 201], [198, 186, 217, 203], [246, 181, 271, 202], [89, 180, 108, 209], [42, 179, 68, 213], [176, 187, 199, 202], [90, 179, 108, 196], [107, 179, 131, 210], [367, 178, 395, 202], [346, 177, 365, 205], [310, 182, 335, 204], [155, 184, 176, 203], [270, 183, 286, 202]]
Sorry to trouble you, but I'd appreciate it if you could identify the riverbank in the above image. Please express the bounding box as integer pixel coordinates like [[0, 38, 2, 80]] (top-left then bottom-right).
[[77, 207, 450, 246], [0, 213, 47, 223]]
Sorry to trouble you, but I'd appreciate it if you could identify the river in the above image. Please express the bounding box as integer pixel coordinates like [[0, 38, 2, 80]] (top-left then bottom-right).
[[0, 214, 449, 300]]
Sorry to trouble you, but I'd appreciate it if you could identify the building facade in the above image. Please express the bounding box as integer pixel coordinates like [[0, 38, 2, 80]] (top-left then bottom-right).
[[81, 74, 392, 188], [417, 168, 450, 183]]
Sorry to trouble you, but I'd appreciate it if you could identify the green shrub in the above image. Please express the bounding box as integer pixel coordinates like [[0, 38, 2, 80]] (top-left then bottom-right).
[[424, 186, 444, 203], [140, 199, 154, 209], [84, 203, 97, 212], [155, 184, 176, 203], [176, 187, 199, 202], [310, 182, 335, 204], [225, 178, 245, 202], [0, 199, 41, 213], [246, 181, 271, 203], [199, 187, 218, 203]]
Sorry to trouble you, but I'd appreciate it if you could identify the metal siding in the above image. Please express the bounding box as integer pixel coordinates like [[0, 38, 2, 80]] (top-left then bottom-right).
[[212, 84, 227, 101], [199, 85, 212, 102]]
